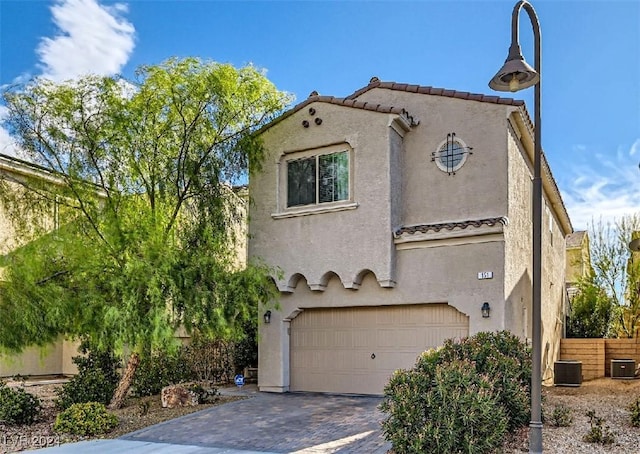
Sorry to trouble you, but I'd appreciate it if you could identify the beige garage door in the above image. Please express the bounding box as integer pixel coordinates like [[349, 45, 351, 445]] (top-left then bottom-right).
[[290, 304, 469, 395]]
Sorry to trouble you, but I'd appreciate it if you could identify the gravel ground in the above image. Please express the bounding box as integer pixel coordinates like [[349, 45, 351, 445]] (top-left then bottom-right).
[[2, 377, 639, 453], [537, 378, 640, 453], [0, 379, 241, 453]]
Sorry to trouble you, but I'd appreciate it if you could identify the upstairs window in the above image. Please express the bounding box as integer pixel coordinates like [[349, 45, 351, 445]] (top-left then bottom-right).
[[432, 134, 472, 175], [287, 151, 349, 207]]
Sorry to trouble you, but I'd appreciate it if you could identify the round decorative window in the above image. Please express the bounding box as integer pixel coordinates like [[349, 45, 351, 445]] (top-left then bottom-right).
[[433, 134, 471, 175]]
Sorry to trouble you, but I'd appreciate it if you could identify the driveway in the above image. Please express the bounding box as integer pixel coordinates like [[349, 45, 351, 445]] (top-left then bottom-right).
[[35, 386, 391, 453]]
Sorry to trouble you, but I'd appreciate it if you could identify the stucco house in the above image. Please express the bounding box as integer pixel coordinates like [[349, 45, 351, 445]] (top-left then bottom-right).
[[249, 78, 573, 395], [0, 153, 79, 377], [565, 231, 591, 293]]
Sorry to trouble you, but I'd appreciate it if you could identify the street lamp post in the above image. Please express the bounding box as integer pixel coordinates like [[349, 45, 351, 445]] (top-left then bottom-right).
[[488, 1, 543, 453]]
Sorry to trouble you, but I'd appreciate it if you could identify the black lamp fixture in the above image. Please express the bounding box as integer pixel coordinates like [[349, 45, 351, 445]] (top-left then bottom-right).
[[481, 302, 491, 318], [263, 310, 272, 324]]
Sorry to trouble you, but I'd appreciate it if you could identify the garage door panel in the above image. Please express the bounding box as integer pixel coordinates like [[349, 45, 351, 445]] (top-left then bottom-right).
[[353, 330, 374, 347], [290, 304, 469, 395]]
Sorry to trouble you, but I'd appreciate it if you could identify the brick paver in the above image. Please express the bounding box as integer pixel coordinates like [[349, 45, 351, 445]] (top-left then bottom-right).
[[122, 390, 391, 453]]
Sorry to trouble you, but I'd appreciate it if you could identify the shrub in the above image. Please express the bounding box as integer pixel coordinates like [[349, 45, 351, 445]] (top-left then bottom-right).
[[131, 349, 195, 397], [432, 331, 531, 430], [186, 382, 219, 404], [0, 381, 41, 425], [182, 337, 235, 383], [584, 409, 615, 445], [54, 402, 118, 436], [381, 331, 531, 454], [550, 405, 573, 427], [55, 344, 121, 410], [629, 397, 640, 427], [232, 320, 258, 373], [382, 359, 507, 454]]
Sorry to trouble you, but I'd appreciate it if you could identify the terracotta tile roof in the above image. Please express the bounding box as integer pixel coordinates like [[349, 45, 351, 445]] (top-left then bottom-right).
[[394, 217, 508, 237], [257, 91, 418, 134], [306, 95, 418, 126], [346, 77, 524, 107], [566, 231, 587, 249]]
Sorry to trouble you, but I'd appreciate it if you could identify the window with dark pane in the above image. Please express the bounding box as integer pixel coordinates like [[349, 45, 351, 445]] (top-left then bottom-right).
[[319, 151, 349, 203], [287, 157, 316, 207], [438, 140, 464, 172]]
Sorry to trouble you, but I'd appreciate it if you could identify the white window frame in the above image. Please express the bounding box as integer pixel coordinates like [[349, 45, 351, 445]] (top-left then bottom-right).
[[272, 143, 357, 219]]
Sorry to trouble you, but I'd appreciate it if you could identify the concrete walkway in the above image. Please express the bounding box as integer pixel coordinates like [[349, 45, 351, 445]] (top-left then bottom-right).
[[33, 385, 391, 453]]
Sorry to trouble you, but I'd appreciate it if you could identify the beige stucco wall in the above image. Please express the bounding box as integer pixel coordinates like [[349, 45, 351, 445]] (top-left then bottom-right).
[[540, 195, 568, 381], [504, 125, 533, 343], [354, 88, 510, 226], [259, 237, 505, 392], [0, 337, 79, 377], [250, 102, 406, 290], [566, 236, 591, 284], [251, 88, 571, 393], [0, 160, 75, 377], [504, 124, 568, 383]]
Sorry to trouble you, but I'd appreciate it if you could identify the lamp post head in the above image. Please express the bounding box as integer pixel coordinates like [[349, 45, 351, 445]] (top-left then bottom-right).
[[489, 53, 539, 92]]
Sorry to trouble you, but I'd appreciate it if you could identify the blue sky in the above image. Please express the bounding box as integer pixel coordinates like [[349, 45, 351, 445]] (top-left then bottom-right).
[[1, 0, 639, 230]]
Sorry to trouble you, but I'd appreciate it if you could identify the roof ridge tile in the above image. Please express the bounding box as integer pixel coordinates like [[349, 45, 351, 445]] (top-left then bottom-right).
[[346, 79, 524, 107]]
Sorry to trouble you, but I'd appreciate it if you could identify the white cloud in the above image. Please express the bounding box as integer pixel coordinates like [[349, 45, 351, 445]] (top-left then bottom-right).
[[0, 105, 21, 157], [36, 0, 135, 82], [0, 0, 135, 158], [562, 141, 640, 231]]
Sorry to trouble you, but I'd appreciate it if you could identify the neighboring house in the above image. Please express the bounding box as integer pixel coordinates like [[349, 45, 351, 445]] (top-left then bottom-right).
[[0, 153, 79, 377], [0, 153, 249, 377], [249, 78, 573, 395], [565, 230, 592, 298]]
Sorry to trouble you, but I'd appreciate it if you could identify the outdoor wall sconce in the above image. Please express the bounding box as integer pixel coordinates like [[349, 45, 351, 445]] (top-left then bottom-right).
[[481, 302, 491, 318], [263, 310, 272, 324]]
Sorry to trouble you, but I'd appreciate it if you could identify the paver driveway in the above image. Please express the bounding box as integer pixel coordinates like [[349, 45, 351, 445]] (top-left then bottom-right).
[[122, 390, 391, 453], [36, 386, 391, 453]]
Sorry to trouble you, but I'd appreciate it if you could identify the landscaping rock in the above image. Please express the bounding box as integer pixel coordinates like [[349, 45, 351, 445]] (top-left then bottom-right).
[[160, 384, 199, 408]]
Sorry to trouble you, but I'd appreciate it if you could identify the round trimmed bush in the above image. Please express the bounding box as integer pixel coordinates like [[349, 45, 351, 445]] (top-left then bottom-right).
[[0, 382, 41, 425], [433, 331, 531, 430], [53, 402, 118, 436], [381, 331, 531, 453], [382, 359, 507, 454]]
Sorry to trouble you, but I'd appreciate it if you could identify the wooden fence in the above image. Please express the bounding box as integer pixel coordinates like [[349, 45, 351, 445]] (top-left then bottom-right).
[[560, 338, 640, 380]]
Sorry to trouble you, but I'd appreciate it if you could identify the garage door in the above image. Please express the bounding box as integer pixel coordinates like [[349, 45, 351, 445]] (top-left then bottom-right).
[[290, 304, 469, 395]]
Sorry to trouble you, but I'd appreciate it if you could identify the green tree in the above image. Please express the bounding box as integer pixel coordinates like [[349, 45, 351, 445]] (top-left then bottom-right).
[[0, 57, 291, 407], [566, 272, 613, 338], [587, 215, 640, 338]]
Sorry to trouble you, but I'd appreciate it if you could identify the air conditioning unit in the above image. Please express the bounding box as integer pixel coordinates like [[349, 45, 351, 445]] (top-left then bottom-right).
[[611, 359, 636, 379], [554, 360, 582, 386]]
